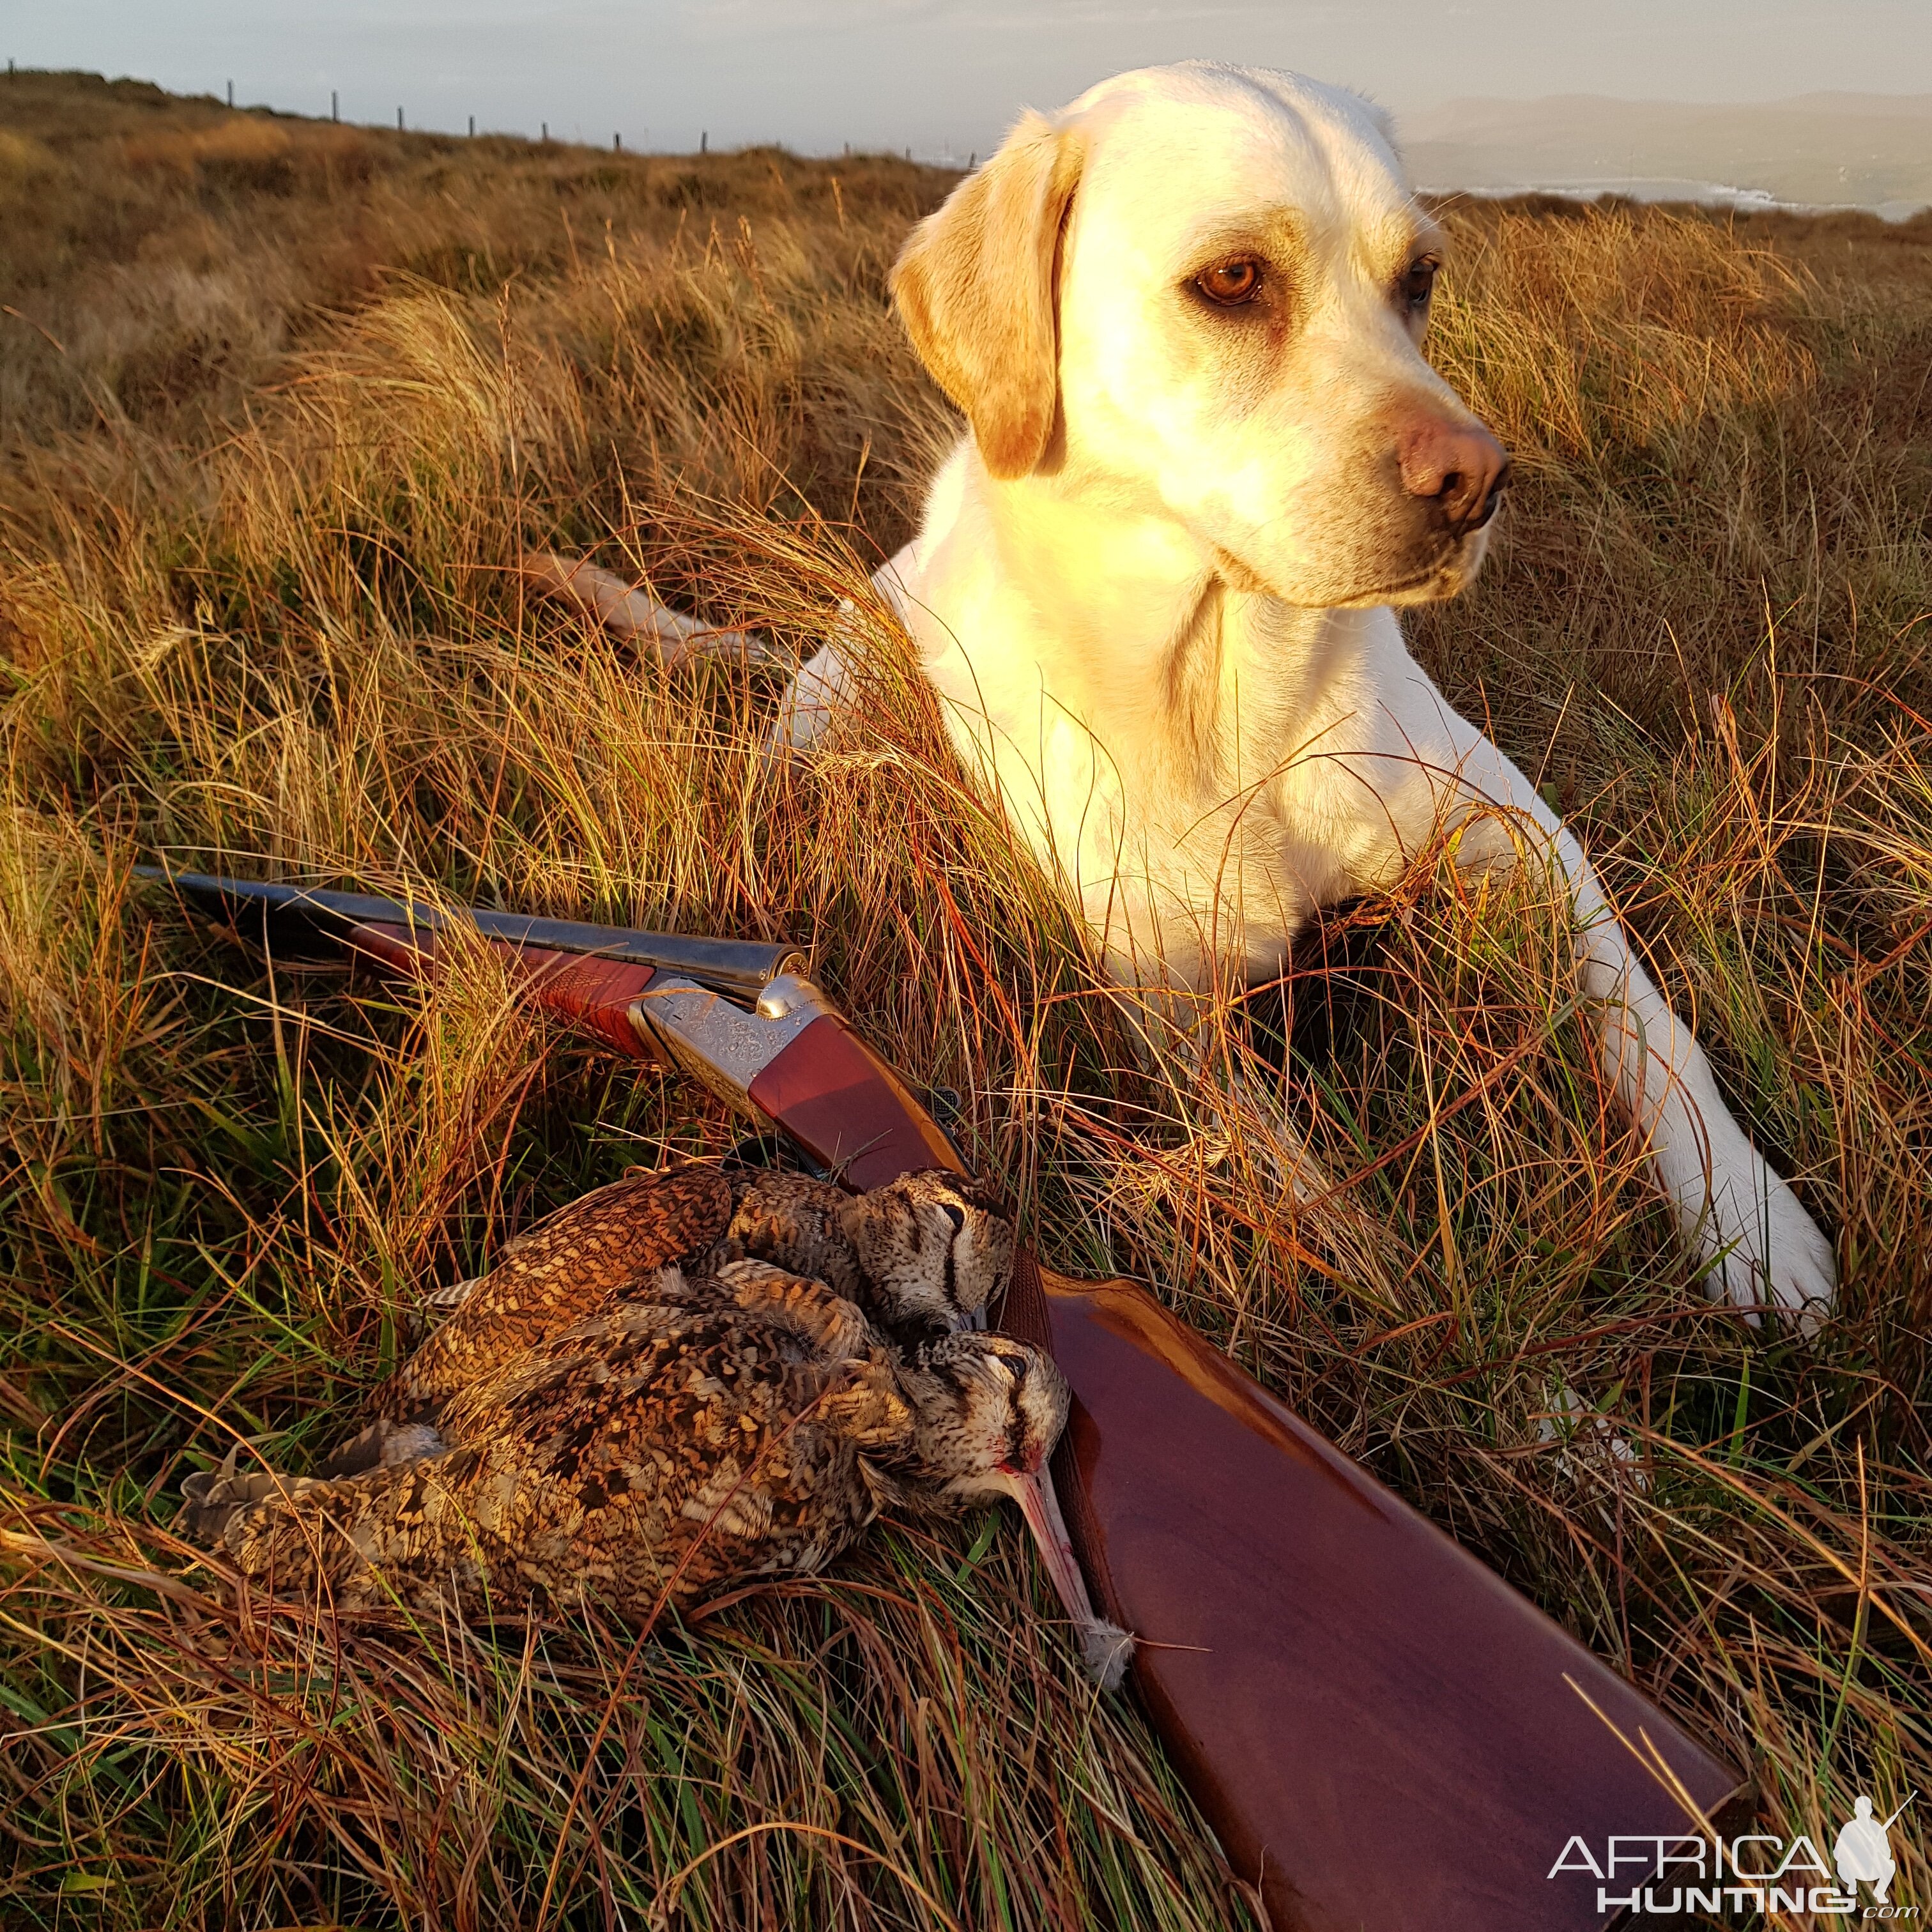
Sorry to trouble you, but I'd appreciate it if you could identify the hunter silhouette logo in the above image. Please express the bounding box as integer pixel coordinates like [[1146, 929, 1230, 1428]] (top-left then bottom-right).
[[1550, 1798, 1918, 1917], [1837, 1795, 1914, 1907]]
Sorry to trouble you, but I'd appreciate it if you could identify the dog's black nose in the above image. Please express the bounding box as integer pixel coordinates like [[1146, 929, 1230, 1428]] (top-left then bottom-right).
[[1398, 416, 1510, 535]]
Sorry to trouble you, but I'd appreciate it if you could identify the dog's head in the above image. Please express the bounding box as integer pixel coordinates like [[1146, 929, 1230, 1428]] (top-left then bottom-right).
[[892, 63, 1508, 609]]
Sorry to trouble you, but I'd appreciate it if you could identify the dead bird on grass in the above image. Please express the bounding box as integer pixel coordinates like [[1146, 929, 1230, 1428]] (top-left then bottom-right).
[[319, 1162, 1014, 1477], [180, 1167, 1130, 1686]]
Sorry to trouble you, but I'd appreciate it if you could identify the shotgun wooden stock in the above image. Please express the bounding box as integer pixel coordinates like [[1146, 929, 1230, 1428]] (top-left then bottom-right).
[[706, 988, 1752, 1932], [146, 870, 1749, 1931]]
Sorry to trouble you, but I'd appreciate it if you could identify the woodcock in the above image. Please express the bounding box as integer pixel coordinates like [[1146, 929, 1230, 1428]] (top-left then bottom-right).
[[181, 1165, 1130, 1683]]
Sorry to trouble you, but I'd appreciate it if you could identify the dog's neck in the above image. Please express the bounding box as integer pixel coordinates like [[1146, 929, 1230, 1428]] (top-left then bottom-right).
[[976, 464, 1363, 783]]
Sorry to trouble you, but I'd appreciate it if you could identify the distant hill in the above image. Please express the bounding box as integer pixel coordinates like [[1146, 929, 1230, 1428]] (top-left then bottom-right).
[[1399, 93, 1932, 217]]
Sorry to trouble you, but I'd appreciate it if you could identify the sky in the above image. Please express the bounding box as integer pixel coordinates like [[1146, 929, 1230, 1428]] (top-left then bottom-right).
[[13, 1, 1932, 160]]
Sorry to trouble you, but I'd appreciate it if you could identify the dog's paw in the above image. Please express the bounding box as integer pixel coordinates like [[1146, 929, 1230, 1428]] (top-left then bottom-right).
[[765, 638, 850, 767], [1671, 1131, 1836, 1332]]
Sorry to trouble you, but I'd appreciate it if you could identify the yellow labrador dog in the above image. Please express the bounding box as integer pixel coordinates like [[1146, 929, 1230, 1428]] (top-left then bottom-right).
[[645, 63, 1836, 1319]]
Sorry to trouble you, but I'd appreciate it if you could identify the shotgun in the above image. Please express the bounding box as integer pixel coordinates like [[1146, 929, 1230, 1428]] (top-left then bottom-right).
[[139, 866, 1749, 1931]]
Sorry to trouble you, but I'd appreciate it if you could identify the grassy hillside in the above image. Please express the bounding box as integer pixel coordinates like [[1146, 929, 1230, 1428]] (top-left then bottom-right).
[[2, 68, 1930, 1928]]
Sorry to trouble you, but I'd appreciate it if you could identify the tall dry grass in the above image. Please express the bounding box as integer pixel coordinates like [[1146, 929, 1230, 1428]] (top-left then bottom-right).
[[1, 69, 1930, 1928]]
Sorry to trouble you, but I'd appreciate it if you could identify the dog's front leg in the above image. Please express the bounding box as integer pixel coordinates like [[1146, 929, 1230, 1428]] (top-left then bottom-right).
[[518, 553, 778, 670], [770, 638, 855, 756], [765, 546, 925, 762], [1335, 650, 1835, 1326]]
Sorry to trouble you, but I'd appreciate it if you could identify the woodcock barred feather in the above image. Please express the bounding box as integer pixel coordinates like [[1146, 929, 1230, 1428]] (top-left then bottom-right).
[[180, 1166, 1129, 1685]]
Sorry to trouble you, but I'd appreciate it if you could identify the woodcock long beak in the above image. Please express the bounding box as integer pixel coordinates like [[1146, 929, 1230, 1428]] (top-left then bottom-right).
[[990, 1462, 1133, 1690]]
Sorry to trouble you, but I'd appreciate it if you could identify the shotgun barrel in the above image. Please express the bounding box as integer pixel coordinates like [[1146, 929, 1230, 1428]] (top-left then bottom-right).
[[134, 868, 805, 998], [141, 867, 1751, 1930]]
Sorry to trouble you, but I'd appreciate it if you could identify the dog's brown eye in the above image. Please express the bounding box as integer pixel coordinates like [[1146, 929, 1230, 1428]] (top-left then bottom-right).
[[1197, 258, 1262, 306], [1402, 257, 1439, 312]]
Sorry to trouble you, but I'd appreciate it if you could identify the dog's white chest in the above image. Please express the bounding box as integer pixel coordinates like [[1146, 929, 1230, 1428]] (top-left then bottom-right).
[[900, 551, 1370, 990]]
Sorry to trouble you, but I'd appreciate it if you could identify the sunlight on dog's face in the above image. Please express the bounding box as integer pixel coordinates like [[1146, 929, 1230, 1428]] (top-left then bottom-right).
[[1055, 66, 1505, 608], [893, 63, 1510, 612]]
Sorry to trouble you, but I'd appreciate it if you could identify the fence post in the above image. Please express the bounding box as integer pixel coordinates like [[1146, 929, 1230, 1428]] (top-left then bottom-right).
[[614, 132, 621, 151], [331, 89, 339, 122], [700, 131, 708, 153], [469, 114, 475, 137], [397, 107, 404, 132], [226, 80, 234, 109], [542, 122, 549, 142]]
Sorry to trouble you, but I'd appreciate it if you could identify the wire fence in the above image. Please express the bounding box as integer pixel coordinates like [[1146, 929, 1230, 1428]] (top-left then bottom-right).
[[0, 59, 979, 165]]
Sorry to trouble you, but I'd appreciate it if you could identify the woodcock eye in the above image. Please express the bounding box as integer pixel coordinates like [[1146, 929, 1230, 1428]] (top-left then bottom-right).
[[1402, 256, 1439, 314], [1197, 257, 1262, 306], [940, 1202, 965, 1232]]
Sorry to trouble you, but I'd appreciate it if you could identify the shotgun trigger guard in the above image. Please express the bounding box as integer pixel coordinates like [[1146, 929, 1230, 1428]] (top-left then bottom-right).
[[627, 973, 831, 1113]]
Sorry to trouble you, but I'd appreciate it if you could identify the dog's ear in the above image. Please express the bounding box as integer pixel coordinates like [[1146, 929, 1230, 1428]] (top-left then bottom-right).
[[891, 112, 1082, 480]]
